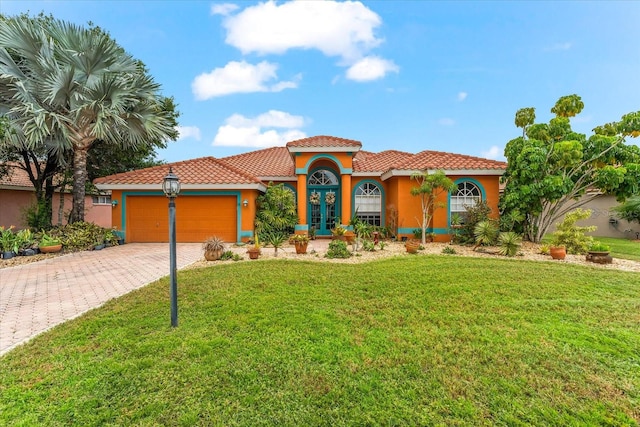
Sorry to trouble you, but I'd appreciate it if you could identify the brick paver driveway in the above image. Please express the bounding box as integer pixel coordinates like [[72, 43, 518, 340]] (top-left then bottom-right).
[[0, 243, 202, 356]]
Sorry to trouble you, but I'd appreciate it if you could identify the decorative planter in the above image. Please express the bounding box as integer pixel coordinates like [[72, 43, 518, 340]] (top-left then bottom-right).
[[2, 251, 15, 260], [405, 240, 420, 254], [344, 231, 356, 245], [294, 241, 308, 254], [94, 244, 106, 251], [549, 246, 566, 260], [247, 248, 260, 259], [586, 251, 612, 264], [204, 249, 224, 261], [39, 244, 62, 254], [332, 235, 347, 242]]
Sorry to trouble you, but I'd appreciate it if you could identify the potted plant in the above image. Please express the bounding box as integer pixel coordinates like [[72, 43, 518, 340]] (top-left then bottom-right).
[[549, 244, 566, 260], [39, 232, 63, 253], [203, 236, 226, 261], [586, 241, 612, 264], [292, 234, 310, 254], [1, 226, 17, 259], [16, 229, 36, 256], [331, 225, 347, 241], [246, 233, 261, 260], [405, 238, 420, 254]]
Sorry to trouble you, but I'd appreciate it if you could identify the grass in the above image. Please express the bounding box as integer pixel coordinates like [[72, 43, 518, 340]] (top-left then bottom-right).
[[1, 256, 639, 426], [594, 237, 640, 262]]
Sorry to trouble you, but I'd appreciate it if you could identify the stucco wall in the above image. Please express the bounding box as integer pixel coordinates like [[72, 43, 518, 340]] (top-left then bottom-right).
[[0, 188, 111, 229], [547, 194, 639, 239]]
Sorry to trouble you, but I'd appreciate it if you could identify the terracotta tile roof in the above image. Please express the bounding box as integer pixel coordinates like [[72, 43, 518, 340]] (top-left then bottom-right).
[[286, 135, 362, 149], [393, 150, 507, 171], [0, 163, 33, 188], [221, 146, 294, 177], [354, 150, 414, 172], [94, 157, 263, 186]]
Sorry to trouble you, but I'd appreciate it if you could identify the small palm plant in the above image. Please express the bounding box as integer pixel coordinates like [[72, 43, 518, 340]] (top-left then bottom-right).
[[264, 232, 287, 257], [473, 220, 498, 250], [498, 232, 522, 257]]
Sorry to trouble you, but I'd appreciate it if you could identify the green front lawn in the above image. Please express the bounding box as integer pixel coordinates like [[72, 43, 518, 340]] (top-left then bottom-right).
[[1, 257, 639, 425]]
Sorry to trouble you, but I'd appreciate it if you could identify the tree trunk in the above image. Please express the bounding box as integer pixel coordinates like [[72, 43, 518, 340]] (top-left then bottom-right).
[[69, 147, 89, 223]]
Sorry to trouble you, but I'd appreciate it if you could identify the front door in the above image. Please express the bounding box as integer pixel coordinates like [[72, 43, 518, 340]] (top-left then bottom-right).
[[307, 169, 340, 236]]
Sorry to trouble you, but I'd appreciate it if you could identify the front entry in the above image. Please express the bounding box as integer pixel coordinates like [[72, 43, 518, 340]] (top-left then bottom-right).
[[307, 169, 340, 236]]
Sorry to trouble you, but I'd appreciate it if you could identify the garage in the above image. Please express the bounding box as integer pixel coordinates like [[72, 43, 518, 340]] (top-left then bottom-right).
[[125, 194, 238, 243]]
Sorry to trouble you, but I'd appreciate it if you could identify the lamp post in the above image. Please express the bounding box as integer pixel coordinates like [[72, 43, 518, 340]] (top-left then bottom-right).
[[162, 167, 181, 327]]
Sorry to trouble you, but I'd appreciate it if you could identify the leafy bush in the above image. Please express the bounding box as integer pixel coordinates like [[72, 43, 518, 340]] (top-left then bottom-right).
[[326, 240, 351, 259], [459, 200, 493, 244], [551, 209, 596, 254], [498, 232, 522, 257], [255, 183, 297, 241], [22, 200, 52, 230], [220, 250, 235, 261], [45, 222, 117, 251]]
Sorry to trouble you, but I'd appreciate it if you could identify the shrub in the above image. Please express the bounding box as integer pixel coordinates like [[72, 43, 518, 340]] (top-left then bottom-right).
[[362, 240, 375, 252], [589, 241, 611, 252], [498, 232, 522, 257], [326, 240, 351, 259], [474, 220, 498, 248], [550, 209, 596, 254], [220, 250, 235, 261], [459, 200, 493, 244], [44, 222, 115, 251], [255, 183, 297, 241], [442, 246, 457, 255]]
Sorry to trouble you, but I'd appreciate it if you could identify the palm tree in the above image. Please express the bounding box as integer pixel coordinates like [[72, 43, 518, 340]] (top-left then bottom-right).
[[410, 170, 456, 244], [0, 16, 176, 222]]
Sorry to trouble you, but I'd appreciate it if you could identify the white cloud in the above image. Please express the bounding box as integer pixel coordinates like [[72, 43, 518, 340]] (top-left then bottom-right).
[[175, 126, 201, 141], [457, 91, 468, 101], [213, 110, 307, 147], [482, 145, 503, 160], [191, 60, 300, 99], [211, 3, 239, 16], [544, 42, 572, 51], [438, 118, 455, 126], [222, 1, 382, 61], [345, 56, 399, 82]]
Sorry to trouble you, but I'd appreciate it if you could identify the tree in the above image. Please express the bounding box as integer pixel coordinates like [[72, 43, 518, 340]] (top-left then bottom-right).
[[0, 16, 177, 223], [410, 170, 456, 244], [255, 183, 298, 241], [613, 196, 640, 226], [500, 94, 640, 242]]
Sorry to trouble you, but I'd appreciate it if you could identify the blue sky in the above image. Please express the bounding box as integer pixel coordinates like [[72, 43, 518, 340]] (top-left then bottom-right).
[[3, 1, 639, 163]]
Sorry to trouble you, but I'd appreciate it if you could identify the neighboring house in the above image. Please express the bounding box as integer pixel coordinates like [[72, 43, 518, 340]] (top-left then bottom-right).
[[94, 135, 507, 243], [547, 191, 639, 239], [0, 163, 112, 229]]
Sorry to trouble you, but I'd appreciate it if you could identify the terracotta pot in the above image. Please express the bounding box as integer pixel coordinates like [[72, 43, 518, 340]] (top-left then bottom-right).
[[344, 231, 356, 245], [405, 240, 420, 254], [294, 241, 308, 254], [549, 246, 566, 260], [247, 248, 260, 259], [39, 244, 62, 254], [204, 249, 223, 261]]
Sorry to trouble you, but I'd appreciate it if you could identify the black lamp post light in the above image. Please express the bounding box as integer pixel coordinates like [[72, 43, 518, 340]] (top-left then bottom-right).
[[162, 167, 181, 327]]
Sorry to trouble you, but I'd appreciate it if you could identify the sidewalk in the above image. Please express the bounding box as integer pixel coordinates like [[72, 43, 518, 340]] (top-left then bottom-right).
[[0, 243, 202, 356]]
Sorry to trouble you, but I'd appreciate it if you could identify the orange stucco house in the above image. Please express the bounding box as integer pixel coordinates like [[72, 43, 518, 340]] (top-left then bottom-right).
[[94, 135, 506, 243]]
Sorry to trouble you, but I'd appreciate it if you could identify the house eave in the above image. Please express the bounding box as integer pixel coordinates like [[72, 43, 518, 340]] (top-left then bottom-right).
[[96, 183, 267, 192], [287, 146, 360, 153], [381, 169, 506, 181]]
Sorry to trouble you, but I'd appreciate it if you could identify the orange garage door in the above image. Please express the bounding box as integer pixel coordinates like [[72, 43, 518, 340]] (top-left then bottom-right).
[[126, 195, 237, 243]]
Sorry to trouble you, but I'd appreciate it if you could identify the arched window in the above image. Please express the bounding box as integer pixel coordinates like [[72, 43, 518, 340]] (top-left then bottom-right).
[[450, 181, 481, 213], [355, 182, 382, 226], [308, 170, 338, 186]]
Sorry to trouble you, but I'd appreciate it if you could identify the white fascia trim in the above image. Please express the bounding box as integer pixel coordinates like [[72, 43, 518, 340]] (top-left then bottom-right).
[[96, 183, 267, 191], [381, 169, 505, 180], [351, 172, 383, 177], [287, 146, 360, 153]]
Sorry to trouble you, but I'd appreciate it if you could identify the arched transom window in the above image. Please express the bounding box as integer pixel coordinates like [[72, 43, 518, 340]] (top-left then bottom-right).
[[355, 182, 382, 226], [308, 170, 338, 186], [450, 181, 481, 213]]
